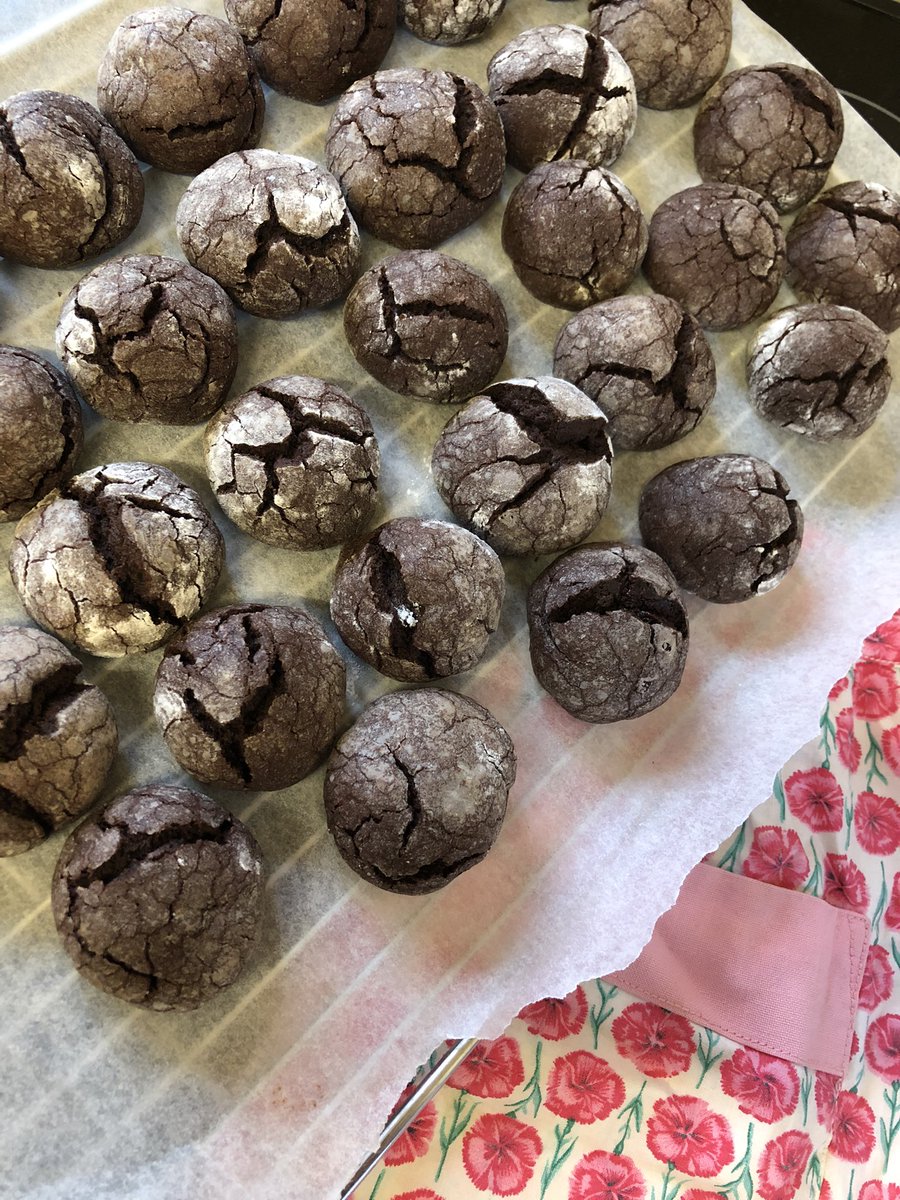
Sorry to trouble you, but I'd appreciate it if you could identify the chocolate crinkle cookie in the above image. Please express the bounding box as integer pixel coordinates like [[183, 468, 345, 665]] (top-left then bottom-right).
[[693, 64, 844, 214], [639, 454, 803, 602], [401, 0, 505, 44], [324, 688, 515, 894], [528, 542, 688, 723], [154, 604, 345, 790], [343, 251, 508, 403], [330, 517, 505, 681], [589, 0, 731, 110], [97, 7, 264, 175], [0, 626, 117, 857], [51, 785, 263, 1010], [747, 304, 891, 441], [324, 68, 506, 249], [431, 376, 613, 557], [786, 181, 900, 333], [487, 25, 637, 173], [9, 462, 224, 658], [0, 346, 83, 522], [554, 295, 715, 451], [205, 376, 379, 550], [502, 161, 647, 309], [56, 255, 238, 425], [0, 90, 143, 268], [644, 183, 785, 330], [225, 0, 396, 104], [176, 149, 360, 319]]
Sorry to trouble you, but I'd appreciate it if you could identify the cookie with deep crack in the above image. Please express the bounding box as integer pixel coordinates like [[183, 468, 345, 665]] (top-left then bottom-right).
[[51, 784, 263, 1009], [324, 687, 515, 894], [401, 0, 505, 44]]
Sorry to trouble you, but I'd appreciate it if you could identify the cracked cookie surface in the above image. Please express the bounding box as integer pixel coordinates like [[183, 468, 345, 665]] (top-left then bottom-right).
[[324, 687, 515, 894], [400, 0, 505, 44], [51, 784, 262, 1010]]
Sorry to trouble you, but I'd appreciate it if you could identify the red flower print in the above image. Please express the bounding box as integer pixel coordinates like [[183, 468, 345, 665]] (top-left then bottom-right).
[[828, 1090, 876, 1163], [854, 791, 900, 855], [545, 1051, 625, 1124], [681, 1193, 721, 1200], [384, 1099, 437, 1165], [819, 1185, 833, 1200], [823, 853, 870, 913], [611, 1003, 696, 1078], [853, 660, 899, 721], [885, 726, 900, 775], [859, 1183, 900, 1200], [756, 1130, 813, 1200], [836, 707, 862, 772], [394, 1192, 446, 1200], [449, 1037, 525, 1099], [814, 1071, 840, 1131], [859, 943, 894, 1011], [646, 1095, 734, 1177], [865, 1012, 900, 1082], [863, 613, 900, 663], [886, 872, 900, 931], [784, 768, 844, 832], [568, 1150, 646, 1200], [828, 675, 849, 701], [462, 1113, 542, 1196], [742, 826, 809, 890], [720, 1048, 799, 1123], [518, 986, 588, 1041]]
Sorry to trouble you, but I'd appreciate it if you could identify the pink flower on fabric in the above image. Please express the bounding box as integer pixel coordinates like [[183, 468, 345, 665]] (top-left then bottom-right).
[[611, 1003, 696, 1078], [885, 872, 900, 931], [853, 660, 899, 721], [859, 1183, 900, 1200], [865, 1013, 900, 1082], [545, 1051, 625, 1125], [518, 986, 588, 1041], [646, 1095, 734, 1177], [719, 1048, 799, 1123], [384, 1098, 437, 1165], [785, 768, 844, 832], [863, 613, 900, 663], [884, 726, 900, 776], [854, 791, 900, 855], [568, 1150, 646, 1200], [823, 853, 870, 913], [814, 1071, 841, 1131], [742, 827, 809, 890], [756, 1130, 813, 1200], [858, 943, 894, 1011], [836, 707, 862, 772], [681, 1193, 721, 1200], [829, 675, 849, 701], [462, 1114, 542, 1196], [394, 1192, 446, 1200], [819, 1184, 833, 1200], [828, 1090, 876, 1163], [449, 1037, 525, 1099]]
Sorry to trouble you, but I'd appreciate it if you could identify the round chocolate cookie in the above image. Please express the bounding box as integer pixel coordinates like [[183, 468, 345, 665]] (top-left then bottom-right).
[[176, 149, 360, 319], [224, 0, 396, 103], [747, 304, 891, 441], [97, 7, 265, 175], [51, 785, 263, 1010], [638, 454, 803, 602], [0, 90, 143, 268], [528, 542, 688, 723], [343, 251, 508, 403], [400, 0, 505, 43], [644, 183, 785, 330], [324, 688, 515, 894], [553, 295, 716, 451], [502, 161, 648, 309], [431, 376, 613, 556], [155, 604, 345, 791], [324, 68, 506, 249], [205, 376, 379, 550], [56, 255, 238, 425], [487, 25, 637, 173], [9, 462, 225, 658], [0, 347, 83, 522], [694, 64, 844, 213], [589, 0, 731, 110], [0, 626, 118, 857], [330, 517, 505, 682], [786, 181, 900, 333]]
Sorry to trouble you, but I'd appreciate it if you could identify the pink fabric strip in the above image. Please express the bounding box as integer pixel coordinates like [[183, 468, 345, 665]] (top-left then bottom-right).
[[606, 862, 869, 1075]]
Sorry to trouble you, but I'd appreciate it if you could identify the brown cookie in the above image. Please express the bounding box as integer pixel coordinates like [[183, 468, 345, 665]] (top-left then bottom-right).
[[400, 0, 505, 44]]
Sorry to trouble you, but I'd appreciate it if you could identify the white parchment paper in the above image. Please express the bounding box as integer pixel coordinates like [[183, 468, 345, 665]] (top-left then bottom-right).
[[0, 2, 898, 1197]]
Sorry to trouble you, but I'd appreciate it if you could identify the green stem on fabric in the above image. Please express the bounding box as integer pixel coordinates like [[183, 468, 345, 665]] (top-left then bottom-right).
[[799, 1068, 813, 1125], [538, 1119, 578, 1200], [506, 1041, 543, 1118], [773, 773, 787, 822], [613, 1080, 647, 1154], [589, 982, 617, 1049], [846, 1169, 855, 1200], [696, 1027, 723, 1088], [367, 1169, 385, 1200], [866, 723, 889, 789], [805, 1151, 822, 1192], [716, 822, 747, 872], [819, 707, 836, 770], [659, 1161, 686, 1200], [435, 1089, 478, 1181], [716, 1123, 754, 1199], [880, 1081, 900, 1173], [892, 938, 900, 972], [802, 840, 822, 896], [872, 862, 889, 943]]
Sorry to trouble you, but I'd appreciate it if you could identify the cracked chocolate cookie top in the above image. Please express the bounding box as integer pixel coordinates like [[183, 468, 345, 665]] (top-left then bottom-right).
[[644, 182, 786, 330], [746, 304, 891, 442], [553, 295, 716, 451], [97, 7, 265, 176], [56, 255, 238, 426], [0, 625, 118, 857], [330, 517, 505, 682], [225, 0, 396, 104], [324, 687, 515, 894], [431, 376, 613, 557], [589, 0, 731, 110], [51, 784, 263, 1010], [502, 161, 647, 309], [324, 68, 506, 249], [176, 149, 360, 319], [343, 251, 508, 403], [693, 64, 844, 214], [528, 542, 688, 723], [638, 454, 804, 602], [786, 181, 900, 333], [400, 0, 505, 44], [0, 346, 83, 522], [155, 604, 346, 791], [487, 25, 637, 173], [0, 90, 143, 268], [9, 462, 225, 658], [205, 375, 380, 551]]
